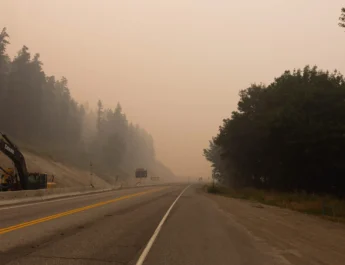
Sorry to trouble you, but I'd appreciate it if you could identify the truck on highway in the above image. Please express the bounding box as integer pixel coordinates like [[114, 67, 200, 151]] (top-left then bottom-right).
[[135, 168, 147, 178]]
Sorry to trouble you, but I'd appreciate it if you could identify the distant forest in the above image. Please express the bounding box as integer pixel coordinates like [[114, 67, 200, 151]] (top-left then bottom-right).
[[0, 28, 174, 182]]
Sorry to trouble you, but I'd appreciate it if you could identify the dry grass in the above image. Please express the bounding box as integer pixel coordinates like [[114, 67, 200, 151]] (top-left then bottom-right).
[[206, 185, 345, 222]]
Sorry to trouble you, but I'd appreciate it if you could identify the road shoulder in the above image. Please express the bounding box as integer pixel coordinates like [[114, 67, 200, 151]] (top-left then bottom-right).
[[206, 191, 345, 265]]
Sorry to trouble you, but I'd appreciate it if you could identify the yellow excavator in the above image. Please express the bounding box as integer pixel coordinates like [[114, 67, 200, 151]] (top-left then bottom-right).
[[0, 167, 14, 191], [0, 132, 55, 191]]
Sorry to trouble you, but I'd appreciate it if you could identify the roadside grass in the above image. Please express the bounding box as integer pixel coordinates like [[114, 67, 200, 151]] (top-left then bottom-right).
[[204, 185, 345, 223]]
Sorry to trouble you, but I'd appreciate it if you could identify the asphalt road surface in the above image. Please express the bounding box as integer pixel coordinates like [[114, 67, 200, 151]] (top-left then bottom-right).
[[1, 184, 344, 265]]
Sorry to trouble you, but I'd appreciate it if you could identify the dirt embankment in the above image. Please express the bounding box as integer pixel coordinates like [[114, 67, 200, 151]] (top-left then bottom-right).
[[0, 151, 111, 188]]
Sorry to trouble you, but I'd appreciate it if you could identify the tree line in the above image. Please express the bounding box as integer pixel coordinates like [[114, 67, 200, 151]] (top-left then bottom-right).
[[0, 28, 174, 182], [204, 66, 345, 195], [204, 9, 345, 196]]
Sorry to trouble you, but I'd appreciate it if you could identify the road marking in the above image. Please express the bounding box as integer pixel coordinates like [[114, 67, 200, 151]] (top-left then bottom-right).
[[136, 185, 191, 265], [0, 188, 165, 235]]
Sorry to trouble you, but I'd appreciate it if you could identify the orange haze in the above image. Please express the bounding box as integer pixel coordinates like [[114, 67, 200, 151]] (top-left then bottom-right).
[[1, 0, 345, 177]]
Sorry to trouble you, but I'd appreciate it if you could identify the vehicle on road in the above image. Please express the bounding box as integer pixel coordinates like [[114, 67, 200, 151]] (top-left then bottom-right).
[[135, 168, 148, 178]]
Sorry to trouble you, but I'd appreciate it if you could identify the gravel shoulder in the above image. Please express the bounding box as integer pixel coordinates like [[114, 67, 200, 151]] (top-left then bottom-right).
[[207, 191, 345, 265]]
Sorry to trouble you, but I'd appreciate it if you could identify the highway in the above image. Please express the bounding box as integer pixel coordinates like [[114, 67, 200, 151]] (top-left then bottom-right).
[[1, 184, 345, 265]]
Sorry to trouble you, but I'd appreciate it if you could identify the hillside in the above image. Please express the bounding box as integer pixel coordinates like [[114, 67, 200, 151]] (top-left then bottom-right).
[[0, 151, 111, 188], [0, 28, 176, 185]]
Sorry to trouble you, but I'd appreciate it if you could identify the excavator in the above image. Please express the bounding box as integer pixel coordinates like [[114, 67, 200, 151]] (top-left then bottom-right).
[[0, 132, 48, 191]]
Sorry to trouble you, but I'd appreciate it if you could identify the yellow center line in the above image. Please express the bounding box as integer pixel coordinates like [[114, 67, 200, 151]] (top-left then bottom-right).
[[0, 187, 166, 235]]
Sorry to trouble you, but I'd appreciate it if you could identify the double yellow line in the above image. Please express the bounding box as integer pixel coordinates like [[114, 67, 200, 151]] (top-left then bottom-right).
[[0, 187, 164, 235]]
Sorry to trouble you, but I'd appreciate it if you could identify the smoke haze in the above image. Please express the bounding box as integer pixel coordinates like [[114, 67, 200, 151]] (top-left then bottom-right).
[[1, 0, 345, 177]]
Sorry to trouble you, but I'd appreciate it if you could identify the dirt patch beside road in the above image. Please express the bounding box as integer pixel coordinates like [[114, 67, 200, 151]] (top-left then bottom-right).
[[207, 192, 345, 265]]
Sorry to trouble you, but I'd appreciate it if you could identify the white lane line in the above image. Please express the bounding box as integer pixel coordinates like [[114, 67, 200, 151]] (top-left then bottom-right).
[[136, 184, 191, 265]]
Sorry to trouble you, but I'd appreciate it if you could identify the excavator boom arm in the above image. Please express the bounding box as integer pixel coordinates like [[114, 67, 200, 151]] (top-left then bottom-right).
[[0, 133, 29, 189]]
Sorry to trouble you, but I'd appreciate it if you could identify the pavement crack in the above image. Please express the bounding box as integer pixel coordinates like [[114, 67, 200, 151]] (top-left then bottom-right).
[[30, 255, 126, 264]]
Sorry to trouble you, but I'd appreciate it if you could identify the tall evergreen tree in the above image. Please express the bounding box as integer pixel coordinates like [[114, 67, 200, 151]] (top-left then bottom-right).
[[0, 28, 175, 182]]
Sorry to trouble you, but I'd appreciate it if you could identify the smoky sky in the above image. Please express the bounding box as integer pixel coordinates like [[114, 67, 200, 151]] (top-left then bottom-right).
[[1, 0, 345, 177]]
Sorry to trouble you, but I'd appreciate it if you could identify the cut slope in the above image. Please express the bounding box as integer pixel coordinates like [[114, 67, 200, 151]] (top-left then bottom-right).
[[0, 151, 111, 188]]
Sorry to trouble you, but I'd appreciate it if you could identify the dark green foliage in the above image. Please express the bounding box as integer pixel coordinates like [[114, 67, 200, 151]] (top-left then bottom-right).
[[207, 185, 220, 194], [339, 7, 345, 28], [204, 66, 345, 196], [0, 28, 174, 181]]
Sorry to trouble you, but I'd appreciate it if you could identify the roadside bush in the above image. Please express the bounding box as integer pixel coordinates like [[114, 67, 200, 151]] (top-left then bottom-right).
[[207, 185, 221, 194]]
